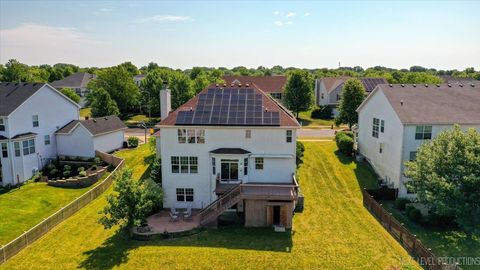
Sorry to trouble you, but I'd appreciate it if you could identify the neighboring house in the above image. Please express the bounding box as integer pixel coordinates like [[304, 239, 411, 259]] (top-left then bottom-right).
[[440, 75, 479, 85], [56, 116, 127, 158], [134, 74, 146, 87], [356, 83, 480, 198], [156, 83, 301, 229], [315, 77, 387, 115], [223, 76, 287, 101], [51, 72, 97, 107], [0, 82, 81, 186]]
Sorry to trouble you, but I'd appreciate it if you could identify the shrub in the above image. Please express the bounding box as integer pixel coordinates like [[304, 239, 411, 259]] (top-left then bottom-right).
[[127, 136, 139, 148], [406, 206, 423, 223], [49, 169, 59, 176], [149, 158, 162, 185], [77, 167, 85, 173], [63, 165, 71, 171], [296, 141, 305, 166], [311, 106, 333, 119], [335, 132, 354, 156], [394, 198, 411, 211], [78, 171, 87, 177], [93, 157, 101, 165], [46, 163, 56, 171], [63, 170, 71, 178], [91, 165, 98, 171]]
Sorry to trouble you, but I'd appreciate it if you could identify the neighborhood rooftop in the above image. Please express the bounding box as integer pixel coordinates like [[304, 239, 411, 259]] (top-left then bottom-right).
[[56, 115, 127, 136], [321, 77, 388, 93], [222, 75, 287, 93], [51, 72, 96, 88], [0, 82, 46, 116], [159, 83, 300, 127], [369, 83, 480, 124]]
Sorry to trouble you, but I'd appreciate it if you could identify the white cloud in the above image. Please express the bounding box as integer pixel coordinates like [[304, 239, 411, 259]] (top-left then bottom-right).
[[137, 15, 191, 23], [273, 11, 280, 15], [285, 12, 296, 18], [0, 23, 109, 66], [93, 8, 112, 15], [274, 21, 283, 26], [286, 21, 293, 25], [304, 12, 310, 17]]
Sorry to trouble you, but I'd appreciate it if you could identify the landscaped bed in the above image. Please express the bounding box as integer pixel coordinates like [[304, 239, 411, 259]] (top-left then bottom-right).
[[42, 157, 110, 188]]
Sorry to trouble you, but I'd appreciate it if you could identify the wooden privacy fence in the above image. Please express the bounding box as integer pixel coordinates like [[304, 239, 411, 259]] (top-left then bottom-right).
[[362, 189, 460, 270], [0, 151, 125, 264]]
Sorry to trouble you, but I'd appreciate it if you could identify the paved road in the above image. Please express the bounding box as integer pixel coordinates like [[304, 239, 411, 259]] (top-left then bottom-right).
[[297, 128, 335, 138], [125, 128, 151, 144]]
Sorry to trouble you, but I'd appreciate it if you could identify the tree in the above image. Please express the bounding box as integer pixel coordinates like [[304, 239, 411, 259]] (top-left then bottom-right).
[[89, 88, 120, 117], [335, 79, 365, 129], [60, 88, 81, 103], [150, 158, 162, 185], [192, 73, 210, 94], [284, 70, 314, 118], [169, 72, 194, 110], [3, 59, 29, 82], [140, 70, 164, 117], [118, 61, 139, 76], [87, 66, 140, 114], [99, 169, 163, 233], [405, 126, 480, 236]]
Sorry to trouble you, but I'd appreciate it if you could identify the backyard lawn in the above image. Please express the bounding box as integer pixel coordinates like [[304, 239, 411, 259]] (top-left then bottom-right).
[[0, 181, 97, 245], [79, 107, 91, 119], [1, 142, 419, 269], [383, 202, 480, 270], [298, 109, 335, 127]]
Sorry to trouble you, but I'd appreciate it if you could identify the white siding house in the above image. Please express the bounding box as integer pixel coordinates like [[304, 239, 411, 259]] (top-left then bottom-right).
[[51, 72, 96, 107], [56, 116, 127, 158], [0, 83, 80, 186], [156, 83, 300, 228], [356, 83, 480, 198]]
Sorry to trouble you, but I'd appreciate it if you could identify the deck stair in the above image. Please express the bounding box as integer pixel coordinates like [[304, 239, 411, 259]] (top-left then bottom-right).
[[199, 184, 241, 226]]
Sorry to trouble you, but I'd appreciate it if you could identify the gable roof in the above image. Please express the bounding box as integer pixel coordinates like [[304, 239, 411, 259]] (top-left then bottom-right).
[[319, 77, 388, 93], [158, 83, 300, 128], [56, 115, 127, 136], [222, 76, 287, 94], [440, 75, 479, 85], [51, 72, 96, 88], [359, 83, 480, 125], [0, 82, 45, 116]]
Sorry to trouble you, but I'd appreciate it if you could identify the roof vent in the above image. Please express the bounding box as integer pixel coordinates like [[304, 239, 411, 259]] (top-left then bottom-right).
[[93, 119, 97, 123], [230, 83, 234, 87], [104, 117, 108, 120], [215, 83, 219, 87], [189, 107, 193, 111], [238, 83, 242, 87], [424, 84, 428, 87], [401, 84, 405, 87], [471, 83, 475, 87], [413, 84, 416, 87], [459, 83, 463, 87], [245, 83, 250, 87], [448, 83, 452, 87], [223, 83, 227, 87], [389, 84, 393, 87], [400, 100, 404, 106], [436, 84, 440, 87]]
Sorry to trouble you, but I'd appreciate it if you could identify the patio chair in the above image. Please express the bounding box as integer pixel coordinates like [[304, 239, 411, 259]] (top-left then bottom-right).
[[183, 207, 192, 221], [170, 207, 179, 216], [169, 211, 178, 222]]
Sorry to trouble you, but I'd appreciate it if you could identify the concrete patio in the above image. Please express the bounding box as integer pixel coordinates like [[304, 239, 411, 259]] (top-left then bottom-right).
[[147, 210, 201, 233]]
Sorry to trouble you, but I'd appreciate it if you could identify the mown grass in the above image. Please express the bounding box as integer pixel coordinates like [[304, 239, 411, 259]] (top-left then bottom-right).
[[298, 109, 335, 127], [1, 142, 419, 269], [79, 107, 91, 119], [383, 202, 480, 270], [0, 181, 98, 245]]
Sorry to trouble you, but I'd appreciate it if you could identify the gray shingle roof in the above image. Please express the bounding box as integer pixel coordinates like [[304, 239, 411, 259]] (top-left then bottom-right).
[[56, 116, 127, 136], [0, 82, 45, 116], [51, 72, 96, 88], [378, 83, 480, 124]]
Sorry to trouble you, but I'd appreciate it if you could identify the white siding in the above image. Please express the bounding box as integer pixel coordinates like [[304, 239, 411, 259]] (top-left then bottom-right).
[[158, 126, 297, 209], [56, 125, 95, 157], [93, 131, 125, 154]]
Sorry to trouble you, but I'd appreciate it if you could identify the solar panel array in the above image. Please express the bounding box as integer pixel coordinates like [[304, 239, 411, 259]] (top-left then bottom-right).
[[176, 87, 280, 126], [361, 78, 387, 92]]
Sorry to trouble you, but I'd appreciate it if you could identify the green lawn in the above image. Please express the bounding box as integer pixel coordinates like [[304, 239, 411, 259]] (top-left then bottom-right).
[[383, 202, 480, 270], [298, 109, 335, 127], [79, 107, 91, 119], [0, 182, 97, 245], [123, 114, 160, 126], [1, 142, 419, 269]]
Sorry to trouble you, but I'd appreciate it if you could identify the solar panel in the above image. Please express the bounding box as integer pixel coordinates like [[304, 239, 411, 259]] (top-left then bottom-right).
[[175, 87, 280, 126]]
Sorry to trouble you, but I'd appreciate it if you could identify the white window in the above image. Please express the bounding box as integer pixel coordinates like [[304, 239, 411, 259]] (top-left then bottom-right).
[[286, 130, 293, 143], [187, 129, 196, 144], [44, 135, 51, 145], [372, 118, 379, 138], [32, 115, 39, 127], [212, 157, 216, 175], [0, 119, 5, 131], [22, 139, 35, 155], [380, 120, 385, 133], [171, 156, 198, 174], [14, 142, 21, 157], [415, 126, 432, 140], [255, 157, 264, 170], [409, 151, 417, 161], [244, 158, 248, 175], [176, 188, 194, 202], [196, 129, 205, 144], [245, 130, 251, 139], [177, 129, 186, 143], [1, 143, 7, 158]]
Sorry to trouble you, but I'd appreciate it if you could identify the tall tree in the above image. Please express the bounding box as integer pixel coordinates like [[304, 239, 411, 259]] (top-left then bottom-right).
[[192, 73, 210, 94], [3, 59, 29, 82], [88, 66, 140, 114], [335, 78, 365, 129], [60, 88, 81, 103], [119, 61, 139, 76], [169, 72, 194, 110], [284, 70, 314, 118], [140, 70, 164, 117], [89, 88, 120, 117], [405, 126, 480, 236]]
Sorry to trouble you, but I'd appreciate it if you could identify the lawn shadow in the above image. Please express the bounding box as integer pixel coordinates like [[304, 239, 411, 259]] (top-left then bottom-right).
[[334, 150, 354, 165], [79, 230, 136, 270]]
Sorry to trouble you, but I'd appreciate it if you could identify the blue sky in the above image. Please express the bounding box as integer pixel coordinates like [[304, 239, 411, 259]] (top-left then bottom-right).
[[1, 0, 479, 69]]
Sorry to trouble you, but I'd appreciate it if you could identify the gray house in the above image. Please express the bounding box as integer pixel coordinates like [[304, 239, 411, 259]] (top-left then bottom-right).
[[51, 72, 97, 107]]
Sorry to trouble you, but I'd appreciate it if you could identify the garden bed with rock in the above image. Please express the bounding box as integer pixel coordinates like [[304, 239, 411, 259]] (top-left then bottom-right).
[[43, 157, 110, 188]]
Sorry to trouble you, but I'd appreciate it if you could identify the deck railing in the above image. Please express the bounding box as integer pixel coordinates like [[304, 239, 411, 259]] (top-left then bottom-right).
[[199, 184, 241, 226]]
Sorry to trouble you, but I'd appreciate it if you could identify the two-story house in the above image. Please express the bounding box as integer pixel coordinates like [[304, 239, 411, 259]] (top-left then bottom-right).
[[315, 77, 387, 115], [0, 82, 80, 186], [356, 83, 480, 198], [156, 83, 300, 229], [51, 72, 96, 107], [223, 76, 287, 101]]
